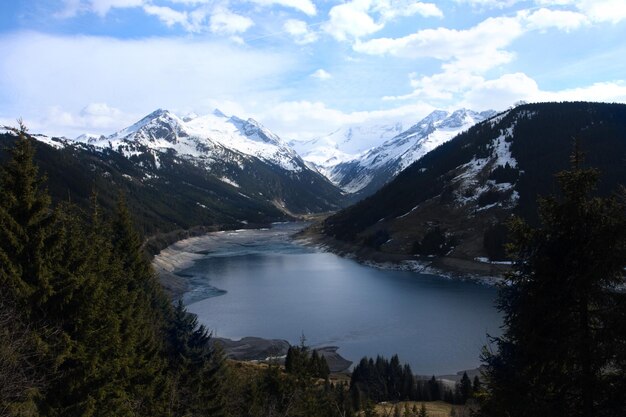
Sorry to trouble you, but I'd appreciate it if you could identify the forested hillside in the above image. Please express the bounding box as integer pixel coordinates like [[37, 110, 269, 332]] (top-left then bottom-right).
[[320, 102, 626, 265]]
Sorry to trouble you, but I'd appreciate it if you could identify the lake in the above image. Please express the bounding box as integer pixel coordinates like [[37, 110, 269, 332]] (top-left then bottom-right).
[[182, 223, 502, 376]]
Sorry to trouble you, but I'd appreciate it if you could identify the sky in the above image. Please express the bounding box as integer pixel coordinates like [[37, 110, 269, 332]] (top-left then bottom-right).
[[0, 0, 625, 140]]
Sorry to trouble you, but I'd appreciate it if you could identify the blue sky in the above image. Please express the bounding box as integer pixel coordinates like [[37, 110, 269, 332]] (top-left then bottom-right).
[[1, 0, 625, 139]]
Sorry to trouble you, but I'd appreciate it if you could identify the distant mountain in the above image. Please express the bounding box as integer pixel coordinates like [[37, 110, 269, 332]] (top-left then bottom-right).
[[289, 121, 407, 176], [319, 102, 626, 270], [327, 109, 496, 197], [0, 109, 346, 237]]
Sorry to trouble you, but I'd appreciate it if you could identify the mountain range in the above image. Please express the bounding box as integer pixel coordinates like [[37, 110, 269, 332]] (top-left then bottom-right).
[[291, 109, 496, 198], [0, 106, 492, 235], [1, 109, 348, 239], [318, 102, 626, 274]]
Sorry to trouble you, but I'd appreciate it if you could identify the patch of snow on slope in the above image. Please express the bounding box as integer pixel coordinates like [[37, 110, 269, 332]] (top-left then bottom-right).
[[32, 134, 66, 149], [219, 177, 240, 188], [453, 124, 521, 208], [492, 128, 517, 168]]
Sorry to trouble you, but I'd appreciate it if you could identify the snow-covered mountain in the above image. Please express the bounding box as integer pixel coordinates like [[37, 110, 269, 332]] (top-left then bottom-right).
[[320, 102, 626, 265], [17, 109, 346, 219], [326, 109, 496, 197], [79, 108, 307, 173], [289, 122, 407, 176]]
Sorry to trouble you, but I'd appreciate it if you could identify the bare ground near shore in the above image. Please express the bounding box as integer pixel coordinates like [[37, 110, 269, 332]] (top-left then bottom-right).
[[295, 223, 510, 284]]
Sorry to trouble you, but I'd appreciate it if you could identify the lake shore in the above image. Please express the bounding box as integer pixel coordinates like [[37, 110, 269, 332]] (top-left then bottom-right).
[[152, 223, 499, 377], [295, 223, 509, 286], [151, 225, 354, 373]]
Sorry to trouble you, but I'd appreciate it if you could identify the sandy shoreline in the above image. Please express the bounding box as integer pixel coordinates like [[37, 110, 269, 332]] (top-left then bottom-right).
[[152, 231, 241, 299]]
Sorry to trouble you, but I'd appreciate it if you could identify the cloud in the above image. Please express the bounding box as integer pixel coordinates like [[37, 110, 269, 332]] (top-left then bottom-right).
[[452, 0, 523, 9], [89, 0, 144, 16], [55, 0, 144, 17], [255, 100, 435, 140], [283, 19, 318, 44], [573, 0, 626, 23], [323, 1, 384, 41], [460, 73, 626, 110], [310, 69, 332, 80], [461, 73, 540, 110], [0, 31, 295, 137], [322, 1, 443, 41], [210, 7, 255, 35], [374, 1, 443, 20], [55, 0, 84, 18], [524, 8, 589, 32], [45, 102, 132, 136], [356, 9, 610, 104], [353, 15, 524, 69], [143, 5, 195, 30], [248, 0, 317, 16]]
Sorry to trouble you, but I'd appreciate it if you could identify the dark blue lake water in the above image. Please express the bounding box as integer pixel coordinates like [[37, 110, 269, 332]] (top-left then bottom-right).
[[182, 223, 501, 375]]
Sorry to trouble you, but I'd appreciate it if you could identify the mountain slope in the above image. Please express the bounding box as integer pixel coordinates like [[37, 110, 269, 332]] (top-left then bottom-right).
[[319, 102, 626, 268], [74, 109, 345, 215], [0, 109, 346, 237], [289, 121, 407, 175], [312, 109, 495, 198]]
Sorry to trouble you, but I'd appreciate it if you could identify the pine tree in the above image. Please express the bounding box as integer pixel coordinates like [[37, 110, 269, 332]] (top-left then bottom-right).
[[0, 125, 59, 316], [456, 372, 472, 404], [166, 300, 224, 417], [472, 376, 480, 394], [480, 146, 626, 417], [108, 195, 170, 415]]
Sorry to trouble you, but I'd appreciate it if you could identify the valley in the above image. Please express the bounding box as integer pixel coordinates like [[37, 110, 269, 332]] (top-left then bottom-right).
[[153, 223, 502, 376]]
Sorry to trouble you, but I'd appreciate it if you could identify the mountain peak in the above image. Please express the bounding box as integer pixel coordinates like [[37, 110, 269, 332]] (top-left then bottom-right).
[[182, 112, 199, 122], [212, 108, 227, 118], [146, 108, 169, 119]]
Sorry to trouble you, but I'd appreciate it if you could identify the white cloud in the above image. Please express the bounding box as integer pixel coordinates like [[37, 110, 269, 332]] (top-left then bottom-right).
[[255, 100, 435, 140], [248, 0, 317, 16], [525, 8, 589, 32], [0, 32, 295, 137], [323, 1, 384, 41], [354, 9, 605, 104], [460, 73, 626, 110], [374, 1, 443, 20], [55, 0, 84, 18], [353, 15, 524, 67], [322, 1, 443, 41], [453, 0, 523, 8], [210, 7, 254, 35], [89, 0, 144, 16], [311, 69, 332, 80], [537, 80, 626, 102], [165, 0, 211, 4], [45, 102, 132, 136], [574, 0, 626, 24], [283, 19, 318, 44], [144, 5, 192, 28], [461, 73, 540, 110]]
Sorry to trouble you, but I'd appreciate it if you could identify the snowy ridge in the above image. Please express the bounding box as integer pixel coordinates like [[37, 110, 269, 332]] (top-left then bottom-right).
[[328, 109, 496, 194], [84, 109, 306, 173], [289, 121, 407, 173]]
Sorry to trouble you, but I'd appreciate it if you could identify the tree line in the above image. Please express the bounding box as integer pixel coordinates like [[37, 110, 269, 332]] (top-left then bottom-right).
[[0, 126, 224, 416], [0, 126, 357, 417], [349, 354, 480, 410], [479, 145, 626, 417]]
